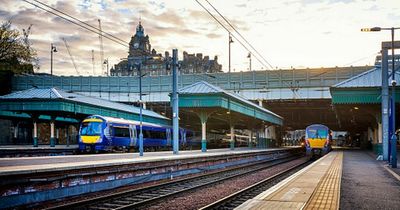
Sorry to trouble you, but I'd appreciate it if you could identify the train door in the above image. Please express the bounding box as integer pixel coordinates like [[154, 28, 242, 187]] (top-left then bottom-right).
[[129, 124, 137, 147], [180, 129, 187, 146], [166, 128, 172, 146]]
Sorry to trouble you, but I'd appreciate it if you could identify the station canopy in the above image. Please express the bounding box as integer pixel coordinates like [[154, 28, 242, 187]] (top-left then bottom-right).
[[177, 81, 283, 131], [330, 66, 400, 132], [0, 87, 169, 125]]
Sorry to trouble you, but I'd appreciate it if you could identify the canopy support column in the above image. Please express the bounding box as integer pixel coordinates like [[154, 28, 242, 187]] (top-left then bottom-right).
[[197, 111, 213, 152], [230, 125, 235, 150], [50, 117, 55, 147], [249, 130, 253, 149], [32, 115, 38, 147], [12, 121, 19, 144]]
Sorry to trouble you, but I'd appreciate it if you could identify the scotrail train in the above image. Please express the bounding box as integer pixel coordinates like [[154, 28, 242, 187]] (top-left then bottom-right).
[[78, 115, 197, 152], [305, 124, 332, 156]]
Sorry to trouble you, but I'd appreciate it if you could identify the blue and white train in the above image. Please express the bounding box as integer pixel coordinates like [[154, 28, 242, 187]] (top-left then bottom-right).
[[78, 115, 198, 152]]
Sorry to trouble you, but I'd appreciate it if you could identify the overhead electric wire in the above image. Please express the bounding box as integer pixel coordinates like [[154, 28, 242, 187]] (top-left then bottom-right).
[[195, 0, 301, 98], [342, 51, 379, 67], [194, 0, 269, 71], [31, 0, 129, 45], [22, 0, 128, 48], [204, 0, 274, 70]]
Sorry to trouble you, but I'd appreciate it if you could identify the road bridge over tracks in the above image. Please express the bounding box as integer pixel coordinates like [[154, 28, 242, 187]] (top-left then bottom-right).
[[10, 66, 372, 130]]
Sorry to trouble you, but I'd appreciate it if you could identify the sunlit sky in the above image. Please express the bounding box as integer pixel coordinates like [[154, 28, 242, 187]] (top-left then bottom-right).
[[1, 0, 399, 75]]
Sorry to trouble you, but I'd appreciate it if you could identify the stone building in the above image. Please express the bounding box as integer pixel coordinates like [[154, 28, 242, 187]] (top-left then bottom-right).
[[111, 22, 222, 76], [180, 51, 222, 74]]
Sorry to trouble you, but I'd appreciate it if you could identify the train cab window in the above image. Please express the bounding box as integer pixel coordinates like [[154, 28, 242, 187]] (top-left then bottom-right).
[[81, 122, 102, 136], [307, 129, 328, 139], [113, 127, 130, 137]]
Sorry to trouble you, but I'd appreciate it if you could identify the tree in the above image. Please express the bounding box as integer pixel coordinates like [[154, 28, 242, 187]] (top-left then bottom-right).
[[0, 20, 38, 73]]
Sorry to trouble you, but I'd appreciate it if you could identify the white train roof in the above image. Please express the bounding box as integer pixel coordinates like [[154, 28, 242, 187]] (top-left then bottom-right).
[[87, 115, 165, 128]]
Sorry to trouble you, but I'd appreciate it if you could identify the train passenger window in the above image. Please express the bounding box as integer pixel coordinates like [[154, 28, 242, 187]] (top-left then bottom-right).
[[143, 129, 167, 139], [114, 127, 130, 137]]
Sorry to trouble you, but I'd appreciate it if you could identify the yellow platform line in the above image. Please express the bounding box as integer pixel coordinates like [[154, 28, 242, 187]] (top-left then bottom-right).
[[304, 151, 343, 210]]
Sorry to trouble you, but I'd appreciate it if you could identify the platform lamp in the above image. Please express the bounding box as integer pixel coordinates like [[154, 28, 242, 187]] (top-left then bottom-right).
[[134, 56, 161, 157], [103, 59, 109, 76], [247, 52, 252, 71], [50, 43, 57, 75], [362, 26, 399, 168], [229, 33, 234, 73]]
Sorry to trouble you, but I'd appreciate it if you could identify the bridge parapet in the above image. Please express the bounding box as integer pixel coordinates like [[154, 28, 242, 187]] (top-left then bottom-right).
[[12, 66, 372, 102]]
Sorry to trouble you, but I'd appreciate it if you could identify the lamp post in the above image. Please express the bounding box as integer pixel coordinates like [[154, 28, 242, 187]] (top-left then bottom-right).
[[362, 26, 399, 168], [103, 59, 109, 76], [133, 61, 144, 157], [133, 56, 160, 157], [229, 33, 234, 73], [50, 43, 57, 75], [247, 52, 252, 71]]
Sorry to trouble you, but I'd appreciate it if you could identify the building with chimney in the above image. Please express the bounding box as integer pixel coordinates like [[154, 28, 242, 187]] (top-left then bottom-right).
[[111, 22, 222, 76]]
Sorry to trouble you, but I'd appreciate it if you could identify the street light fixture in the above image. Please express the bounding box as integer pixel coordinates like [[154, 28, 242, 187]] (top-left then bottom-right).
[[229, 33, 234, 73], [132, 56, 161, 156], [247, 52, 252, 71], [50, 43, 57, 75], [362, 26, 400, 168], [103, 59, 109, 76]]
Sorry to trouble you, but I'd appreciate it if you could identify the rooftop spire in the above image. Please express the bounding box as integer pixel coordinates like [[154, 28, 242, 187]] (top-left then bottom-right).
[[135, 18, 144, 37]]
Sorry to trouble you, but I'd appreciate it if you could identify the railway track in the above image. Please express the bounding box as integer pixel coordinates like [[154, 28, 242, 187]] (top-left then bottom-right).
[[45, 153, 304, 210], [200, 160, 312, 210]]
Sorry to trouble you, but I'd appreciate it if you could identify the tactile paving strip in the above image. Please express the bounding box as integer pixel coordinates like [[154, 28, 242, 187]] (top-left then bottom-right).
[[304, 151, 343, 210]]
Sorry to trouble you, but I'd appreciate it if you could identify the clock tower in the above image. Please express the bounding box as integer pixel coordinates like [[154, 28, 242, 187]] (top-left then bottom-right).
[[128, 21, 151, 58]]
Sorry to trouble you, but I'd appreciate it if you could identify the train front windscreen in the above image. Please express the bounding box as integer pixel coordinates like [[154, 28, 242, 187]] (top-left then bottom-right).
[[80, 122, 102, 136], [306, 129, 328, 139]]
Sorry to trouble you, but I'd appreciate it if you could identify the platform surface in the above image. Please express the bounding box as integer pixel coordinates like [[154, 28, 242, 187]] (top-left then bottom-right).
[[0, 147, 291, 176], [0, 145, 78, 150], [236, 151, 343, 210], [340, 150, 400, 210]]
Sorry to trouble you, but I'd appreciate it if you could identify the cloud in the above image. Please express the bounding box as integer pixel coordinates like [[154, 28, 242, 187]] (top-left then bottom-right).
[[328, 0, 355, 4], [0, 0, 398, 75], [235, 4, 247, 8], [206, 32, 223, 39], [388, 13, 400, 21]]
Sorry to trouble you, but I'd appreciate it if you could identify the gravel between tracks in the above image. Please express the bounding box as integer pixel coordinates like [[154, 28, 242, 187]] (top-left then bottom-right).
[[146, 157, 308, 210]]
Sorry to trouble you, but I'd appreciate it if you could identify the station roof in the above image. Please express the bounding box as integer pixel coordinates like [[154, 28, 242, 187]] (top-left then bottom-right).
[[178, 81, 283, 126], [0, 88, 169, 125], [331, 67, 400, 104], [333, 67, 400, 88], [330, 67, 395, 132]]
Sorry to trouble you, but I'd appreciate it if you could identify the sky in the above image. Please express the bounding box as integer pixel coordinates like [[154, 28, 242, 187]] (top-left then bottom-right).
[[1, 0, 399, 76]]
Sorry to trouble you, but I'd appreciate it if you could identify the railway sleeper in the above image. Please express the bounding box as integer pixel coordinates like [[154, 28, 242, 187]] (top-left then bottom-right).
[[101, 203, 125, 208], [111, 200, 132, 205]]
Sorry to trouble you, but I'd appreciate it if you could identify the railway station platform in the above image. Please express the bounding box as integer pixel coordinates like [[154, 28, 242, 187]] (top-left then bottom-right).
[[0, 147, 302, 208], [237, 150, 400, 210], [0, 144, 78, 157]]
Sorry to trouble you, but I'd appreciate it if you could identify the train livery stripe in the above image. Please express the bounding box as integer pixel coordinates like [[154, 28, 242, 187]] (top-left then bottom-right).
[[81, 136, 101, 143], [83, 118, 103, 123], [308, 138, 327, 148]]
